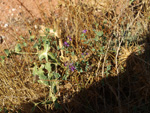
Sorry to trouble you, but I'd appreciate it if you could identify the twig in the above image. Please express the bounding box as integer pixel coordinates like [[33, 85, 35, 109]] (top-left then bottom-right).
[[16, 0, 34, 18], [101, 36, 112, 78], [115, 4, 142, 113]]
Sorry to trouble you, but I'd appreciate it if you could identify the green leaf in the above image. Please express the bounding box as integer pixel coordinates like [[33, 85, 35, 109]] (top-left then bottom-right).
[[0, 56, 5, 64], [49, 86, 57, 102], [80, 33, 84, 37], [15, 44, 22, 52], [32, 64, 49, 85], [38, 64, 45, 76], [32, 64, 38, 76], [53, 29, 56, 32], [53, 41, 57, 44], [52, 84, 57, 94], [129, 0, 134, 4], [19, 36, 25, 40], [80, 68, 83, 72], [4, 107, 8, 113], [95, 23, 99, 28], [81, 37, 86, 40], [93, 29, 96, 32], [54, 72, 61, 79], [29, 30, 32, 35], [30, 35, 35, 41], [48, 52, 57, 61], [30, 35, 35, 39], [38, 43, 50, 62], [45, 28, 50, 32], [63, 70, 69, 80], [48, 72, 53, 80], [33, 43, 38, 49], [4, 49, 10, 56], [45, 62, 52, 73], [71, 51, 75, 56], [83, 41, 88, 44], [103, 19, 107, 24], [94, 36, 99, 41], [65, 50, 69, 54], [23, 42, 27, 47], [61, 46, 65, 50], [57, 45, 60, 50], [0, 56, 5, 60], [92, 48, 95, 51], [96, 31, 103, 37], [37, 65, 49, 85]]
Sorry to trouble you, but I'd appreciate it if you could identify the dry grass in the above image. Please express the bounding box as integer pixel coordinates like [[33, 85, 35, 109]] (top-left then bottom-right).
[[0, 0, 150, 112]]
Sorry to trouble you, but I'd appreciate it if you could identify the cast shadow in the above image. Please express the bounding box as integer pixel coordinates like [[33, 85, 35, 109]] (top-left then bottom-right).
[[17, 33, 150, 113]]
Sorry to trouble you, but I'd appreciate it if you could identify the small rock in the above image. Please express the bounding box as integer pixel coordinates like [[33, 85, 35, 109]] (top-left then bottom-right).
[[4, 23, 8, 28], [12, 8, 16, 11]]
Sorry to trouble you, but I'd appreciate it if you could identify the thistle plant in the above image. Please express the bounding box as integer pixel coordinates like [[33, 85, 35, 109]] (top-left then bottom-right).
[[0, 28, 64, 108]]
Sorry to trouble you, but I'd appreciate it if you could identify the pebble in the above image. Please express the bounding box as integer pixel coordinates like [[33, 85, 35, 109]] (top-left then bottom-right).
[[4, 23, 8, 28], [12, 8, 16, 11]]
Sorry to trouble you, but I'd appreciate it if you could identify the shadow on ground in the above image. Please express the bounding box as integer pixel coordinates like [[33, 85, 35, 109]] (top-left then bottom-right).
[[10, 32, 150, 113]]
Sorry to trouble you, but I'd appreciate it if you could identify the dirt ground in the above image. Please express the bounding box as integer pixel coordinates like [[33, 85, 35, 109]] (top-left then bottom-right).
[[0, 0, 125, 54], [0, 0, 63, 54]]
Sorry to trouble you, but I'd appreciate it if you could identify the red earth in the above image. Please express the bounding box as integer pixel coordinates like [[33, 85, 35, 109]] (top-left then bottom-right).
[[0, 0, 126, 54], [0, 0, 65, 54]]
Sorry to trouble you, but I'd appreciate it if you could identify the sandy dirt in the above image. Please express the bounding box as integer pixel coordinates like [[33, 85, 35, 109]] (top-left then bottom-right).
[[0, 0, 62, 54], [0, 0, 124, 54]]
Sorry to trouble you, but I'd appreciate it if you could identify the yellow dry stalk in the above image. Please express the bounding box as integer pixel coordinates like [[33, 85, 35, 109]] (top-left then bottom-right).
[[119, 43, 142, 66], [60, 55, 78, 63], [0, 61, 47, 112], [38, 19, 64, 58]]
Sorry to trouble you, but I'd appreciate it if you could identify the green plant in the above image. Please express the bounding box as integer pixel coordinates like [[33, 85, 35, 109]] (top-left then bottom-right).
[[0, 0, 149, 112], [0, 28, 64, 108]]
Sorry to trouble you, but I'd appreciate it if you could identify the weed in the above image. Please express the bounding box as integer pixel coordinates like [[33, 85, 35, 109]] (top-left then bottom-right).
[[0, 0, 150, 112]]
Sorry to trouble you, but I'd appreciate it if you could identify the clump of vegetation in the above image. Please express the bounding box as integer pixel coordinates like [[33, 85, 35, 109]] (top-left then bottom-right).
[[0, 0, 150, 112]]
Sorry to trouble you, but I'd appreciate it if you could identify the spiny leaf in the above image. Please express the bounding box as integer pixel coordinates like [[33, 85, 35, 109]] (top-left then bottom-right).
[[38, 43, 50, 62], [32, 64, 49, 85], [38, 65, 49, 85]]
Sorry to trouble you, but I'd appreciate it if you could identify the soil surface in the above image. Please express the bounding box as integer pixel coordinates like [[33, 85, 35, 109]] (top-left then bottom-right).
[[0, 0, 61, 54], [0, 0, 124, 54]]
